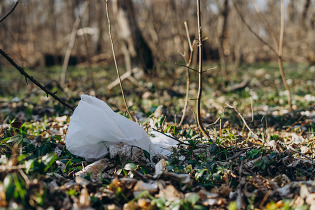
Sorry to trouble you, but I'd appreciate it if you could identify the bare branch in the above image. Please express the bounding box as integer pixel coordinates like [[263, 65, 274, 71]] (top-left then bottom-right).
[[277, 0, 292, 111], [235, 0, 292, 112], [179, 24, 195, 126], [0, 0, 20, 23], [252, 0, 279, 52], [279, 0, 284, 57], [175, 63, 198, 73], [232, 2, 277, 55], [0, 49, 74, 111], [184, 21, 193, 51]]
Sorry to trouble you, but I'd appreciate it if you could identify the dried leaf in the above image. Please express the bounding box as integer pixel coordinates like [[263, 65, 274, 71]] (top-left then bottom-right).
[[0, 184, 7, 207], [306, 194, 315, 206], [157, 185, 183, 201], [55, 116, 67, 123], [103, 204, 122, 210], [271, 174, 291, 187], [109, 144, 147, 163], [76, 158, 108, 177], [74, 187, 91, 209], [75, 177, 90, 187], [154, 159, 166, 177], [133, 180, 158, 197], [300, 146, 311, 154], [197, 187, 223, 207], [123, 201, 140, 210], [161, 171, 192, 187], [137, 198, 152, 209]]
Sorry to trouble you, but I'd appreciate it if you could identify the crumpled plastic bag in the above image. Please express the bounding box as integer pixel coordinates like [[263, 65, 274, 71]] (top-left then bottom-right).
[[66, 95, 178, 160], [150, 130, 178, 156]]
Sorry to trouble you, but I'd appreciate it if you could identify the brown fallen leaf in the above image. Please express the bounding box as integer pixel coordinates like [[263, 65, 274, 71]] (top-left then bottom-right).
[[198, 189, 218, 200], [219, 185, 232, 197], [103, 204, 122, 210], [154, 159, 167, 177], [306, 193, 315, 206], [161, 171, 192, 187], [79, 188, 90, 207], [157, 185, 183, 201], [0, 184, 7, 207], [300, 146, 312, 154], [73, 187, 92, 210], [293, 196, 305, 208], [123, 201, 140, 210], [75, 158, 109, 179], [133, 180, 159, 197], [55, 116, 67, 123], [137, 198, 153, 209]]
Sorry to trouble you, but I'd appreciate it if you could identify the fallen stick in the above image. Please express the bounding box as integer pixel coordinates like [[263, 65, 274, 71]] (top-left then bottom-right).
[[107, 68, 140, 90]]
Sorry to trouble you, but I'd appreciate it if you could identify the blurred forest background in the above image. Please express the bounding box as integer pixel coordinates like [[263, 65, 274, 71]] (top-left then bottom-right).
[[0, 0, 314, 71], [0, 0, 314, 117]]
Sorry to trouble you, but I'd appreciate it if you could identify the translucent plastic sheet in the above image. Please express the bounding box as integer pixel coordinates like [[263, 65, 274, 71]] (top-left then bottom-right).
[[66, 95, 178, 160]]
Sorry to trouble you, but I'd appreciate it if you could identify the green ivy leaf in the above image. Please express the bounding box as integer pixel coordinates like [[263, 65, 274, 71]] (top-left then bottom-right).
[[42, 153, 57, 172]]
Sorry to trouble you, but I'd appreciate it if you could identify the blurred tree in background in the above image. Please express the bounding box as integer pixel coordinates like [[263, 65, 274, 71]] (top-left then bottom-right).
[[0, 0, 314, 72]]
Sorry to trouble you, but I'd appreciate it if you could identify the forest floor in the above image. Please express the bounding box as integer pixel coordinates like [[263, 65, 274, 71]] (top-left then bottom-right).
[[0, 62, 315, 209]]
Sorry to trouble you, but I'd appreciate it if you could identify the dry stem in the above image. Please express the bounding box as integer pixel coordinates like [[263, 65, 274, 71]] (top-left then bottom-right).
[[105, 0, 134, 121], [252, 0, 279, 52], [278, 0, 292, 111], [225, 103, 259, 140], [179, 22, 194, 126], [196, 0, 209, 138], [233, 3, 277, 55]]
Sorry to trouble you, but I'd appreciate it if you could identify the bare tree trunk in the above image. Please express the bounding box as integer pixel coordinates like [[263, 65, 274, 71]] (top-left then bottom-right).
[[169, 0, 183, 52], [96, 2, 105, 54], [48, 0, 58, 64], [301, 0, 311, 28], [287, 0, 296, 24], [217, 0, 229, 81], [113, 0, 154, 75], [60, 2, 88, 88]]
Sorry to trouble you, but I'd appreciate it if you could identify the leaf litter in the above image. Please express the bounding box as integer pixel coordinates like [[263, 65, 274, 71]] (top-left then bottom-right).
[[0, 65, 315, 209]]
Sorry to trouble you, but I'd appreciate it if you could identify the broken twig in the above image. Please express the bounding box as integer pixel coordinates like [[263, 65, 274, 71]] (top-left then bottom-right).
[[225, 103, 259, 140]]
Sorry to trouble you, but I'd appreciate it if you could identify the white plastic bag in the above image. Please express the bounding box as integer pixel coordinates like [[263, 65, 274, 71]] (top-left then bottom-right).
[[66, 95, 158, 160], [150, 130, 179, 156]]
